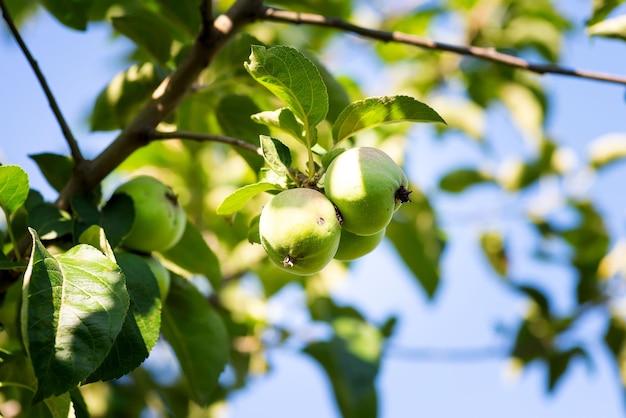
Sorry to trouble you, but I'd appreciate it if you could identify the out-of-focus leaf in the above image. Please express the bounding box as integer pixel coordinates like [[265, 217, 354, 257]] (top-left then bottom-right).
[[439, 167, 494, 193], [499, 140, 557, 191], [245, 45, 329, 131], [588, 14, 626, 41], [304, 51, 351, 123], [40, 0, 92, 30], [260, 135, 292, 177], [588, 0, 625, 25], [480, 231, 508, 276], [111, 10, 181, 65], [154, 0, 201, 37], [0, 165, 29, 215], [22, 230, 129, 402], [162, 274, 229, 406], [3, 0, 38, 27], [215, 94, 266, 172], [101, 193, 134, 249], [90, 63, 163, 131], [587, 133, 626, 169], [85, 251, 161, 383], [332, 95, 445, 144], [386, 186, 445, 298], [161, 220, 222, 290], [431, 97, 486, 140], [216, 182, 282, 216], [29, 153, 73, 193], [499, 82, 544, 143], [547, 347, 588, 392]]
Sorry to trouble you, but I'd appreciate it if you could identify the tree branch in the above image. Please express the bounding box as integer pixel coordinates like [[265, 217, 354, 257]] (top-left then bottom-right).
[[260, 6, 626, 86], [386, 344, 508, 362], [0, 0, 84, 163], [149, 130, 262, 155], [55, 0, 264, 209]]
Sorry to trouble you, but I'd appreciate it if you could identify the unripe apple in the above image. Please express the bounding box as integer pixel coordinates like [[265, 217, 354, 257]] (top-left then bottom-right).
[[142, 255, 171, 301], [324, 147, 410, 236], [113, 175, 186, 253], [259, 188, 341, 276], [334, 229, 385, 261]]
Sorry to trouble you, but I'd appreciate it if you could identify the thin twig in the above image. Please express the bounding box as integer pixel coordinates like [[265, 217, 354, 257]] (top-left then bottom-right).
[[261, 6, 626, 86], [386, 345, 508, 362], [0, 0, 85, 163], [149, 130, 262, 155]]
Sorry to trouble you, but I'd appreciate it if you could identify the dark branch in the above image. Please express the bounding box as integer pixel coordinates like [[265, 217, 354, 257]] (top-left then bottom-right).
[[199, 0, 214, 43], [0, 0, 85, 163], [149, 130, 262, 155], [386, 345, 508, 362], [261, 6, 626, 86]]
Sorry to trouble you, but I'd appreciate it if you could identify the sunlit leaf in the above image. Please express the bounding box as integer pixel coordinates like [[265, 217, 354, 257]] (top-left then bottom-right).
[[252, 108, 304, 143], [0, 165, 29, 215], [480, 231, 508, 276], [162, 274, 229, 406], [22, 230, 129, 402], [260, 135, 292, 177], [588, 14, 626, 41], [216, 182, 282, 216], [587, 133, 626, 169], [332, 95, 445, 144], [587, 0, 625, 25], [245, 45, 329, 130]]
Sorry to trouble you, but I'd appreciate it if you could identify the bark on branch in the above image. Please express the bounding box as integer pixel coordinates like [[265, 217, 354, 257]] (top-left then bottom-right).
[[261, 6, 626, 86]]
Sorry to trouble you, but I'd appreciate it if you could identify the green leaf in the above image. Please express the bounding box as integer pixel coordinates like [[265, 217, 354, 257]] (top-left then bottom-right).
[[260, 135, 292, 177], [43, 392, 71, 418], [587, 133, 626, 169], [251, 108, 304, 143], [29, 153, 73, 194], [154, 0, 201, 37], [386, 187, 444, 298], [161, 274, 229, 406], [332, 95, 445, 144], [588, 14, 626, 41], [547, 347, 587, 392], [438, 167, 494, 193], [0, 165, 29, 215], [587, 0, 625, 25], [22, 229, 129, 402], [245, 45, 329, 130], [101, 193, 135, 249], [216, 182, 282, 216], [215, 94, 266, 172], [40, 0, 92, 30], [85, 251, 161, 383], [111, 11, 177, 65], [161, 220, 222, 290], [303, 319, 382, 418], [480, 231, 508, 276], [90, 63, 163, 131], [321, 147, 345, 170]]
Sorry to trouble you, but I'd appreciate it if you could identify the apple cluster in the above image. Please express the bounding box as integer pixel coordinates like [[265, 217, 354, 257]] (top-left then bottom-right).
[[259, 147, 411, 276], [109, 175, 186, 299]]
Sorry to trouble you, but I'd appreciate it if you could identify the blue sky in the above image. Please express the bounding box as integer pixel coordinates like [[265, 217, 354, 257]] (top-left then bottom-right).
[[2, 1, 626, 417]]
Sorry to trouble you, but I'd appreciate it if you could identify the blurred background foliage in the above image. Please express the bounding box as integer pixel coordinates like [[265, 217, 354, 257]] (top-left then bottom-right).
[[2, 0, 626, 416]]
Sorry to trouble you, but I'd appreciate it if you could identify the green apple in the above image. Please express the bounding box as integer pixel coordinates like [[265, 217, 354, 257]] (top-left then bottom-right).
[[324, 147, 410, 236], [142, 255, 171, 300], [259, 188, 341, 276], [334, 229, 385, 261], [113, 175, 186, 253]]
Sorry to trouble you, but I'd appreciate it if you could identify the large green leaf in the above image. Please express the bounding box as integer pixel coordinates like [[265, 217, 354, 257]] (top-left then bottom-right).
[[161, 220, 222, 290], [85, 251, 161, 383], [40, 0, 93, 30], [161, 274, 229, 406], [22, 230, 129, 402], [587, 0, 625, 25], [245, 45, 329, 132], [260, 135, 292, 177], [90, 63, 163, 131], [0, 165, 29, 215], [386, 187, 445, 298], [332, 95, 445, 144]]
